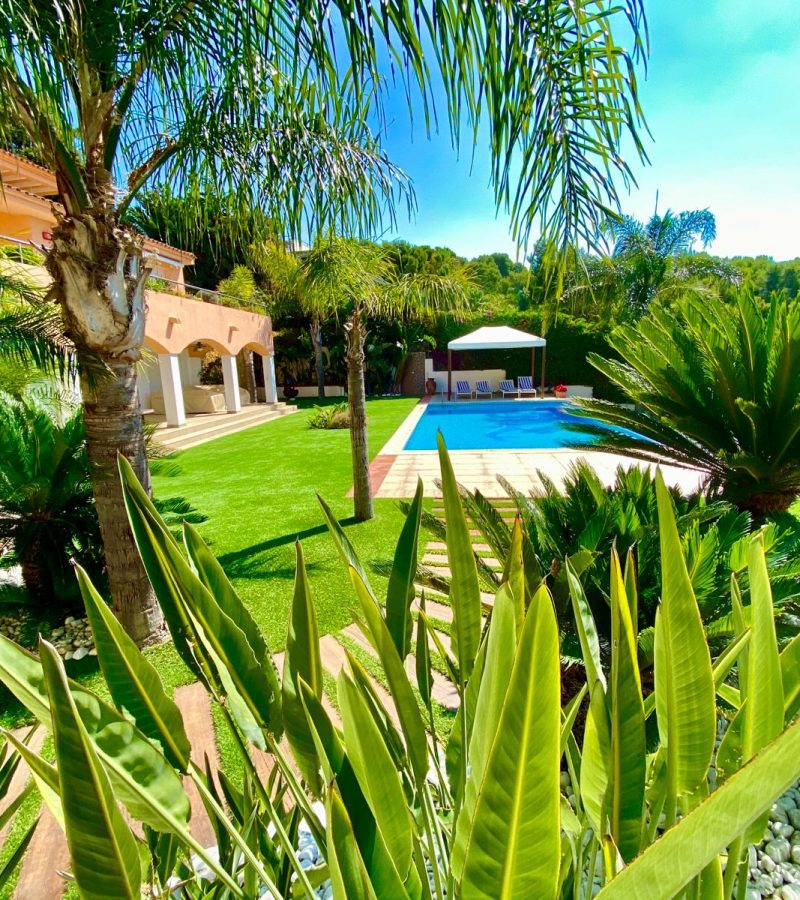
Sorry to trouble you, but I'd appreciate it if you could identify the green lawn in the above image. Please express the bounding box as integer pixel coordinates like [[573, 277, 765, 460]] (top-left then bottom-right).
[[151, 395, 420, 648]]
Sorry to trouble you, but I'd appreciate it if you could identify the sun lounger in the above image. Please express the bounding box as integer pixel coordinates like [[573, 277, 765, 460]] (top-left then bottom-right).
[[475, 380, 493, 398], [518, 375, 537, 397], [499, 379, 519, 398], [455, 380, 473, 399]]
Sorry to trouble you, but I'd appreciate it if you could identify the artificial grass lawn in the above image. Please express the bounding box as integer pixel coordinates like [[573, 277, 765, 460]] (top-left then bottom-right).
[[151, 396, 421, 650]]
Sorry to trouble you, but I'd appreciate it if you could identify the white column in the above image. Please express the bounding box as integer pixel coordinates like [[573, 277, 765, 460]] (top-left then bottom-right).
[[157, 353, 186, 427], [221, 354, 242, 413], [262, 354, 278, 403]]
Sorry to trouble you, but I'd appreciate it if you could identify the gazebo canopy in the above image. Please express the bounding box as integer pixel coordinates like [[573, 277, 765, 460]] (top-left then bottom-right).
[[448, 325, 546, 351]]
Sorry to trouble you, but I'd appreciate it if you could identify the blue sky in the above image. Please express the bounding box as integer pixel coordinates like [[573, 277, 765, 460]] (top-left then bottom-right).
[[380, 1, 800, 261]]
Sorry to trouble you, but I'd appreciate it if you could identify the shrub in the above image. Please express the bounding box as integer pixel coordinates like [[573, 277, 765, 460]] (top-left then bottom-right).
[[308, 401, 350, 429], [0, 446, 797, 898], [422, 461, 800, 656]]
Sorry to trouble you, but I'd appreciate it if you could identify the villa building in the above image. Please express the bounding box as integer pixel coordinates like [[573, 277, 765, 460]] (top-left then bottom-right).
[[0, 150, 292, 447]]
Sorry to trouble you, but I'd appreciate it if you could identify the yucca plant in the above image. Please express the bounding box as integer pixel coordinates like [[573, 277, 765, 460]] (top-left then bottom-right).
[[571, 291, 800, 516], [0, 441, 798, 898]]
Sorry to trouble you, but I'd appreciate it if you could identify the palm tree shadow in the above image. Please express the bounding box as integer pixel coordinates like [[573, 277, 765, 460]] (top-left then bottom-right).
[[217, 517, 359, 580]]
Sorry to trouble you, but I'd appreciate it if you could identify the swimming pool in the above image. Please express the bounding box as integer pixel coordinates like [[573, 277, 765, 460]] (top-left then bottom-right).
[[403, 401, 606, 451]]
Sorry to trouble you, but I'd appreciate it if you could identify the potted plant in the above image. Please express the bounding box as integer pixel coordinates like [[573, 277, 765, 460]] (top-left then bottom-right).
[[555, 383, 568, 398]]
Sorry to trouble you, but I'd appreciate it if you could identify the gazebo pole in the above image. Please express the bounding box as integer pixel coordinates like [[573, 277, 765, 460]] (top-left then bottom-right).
[[447, 349, 452, 401], [531, 347, 536, 388], [540, 343, 547, 398]]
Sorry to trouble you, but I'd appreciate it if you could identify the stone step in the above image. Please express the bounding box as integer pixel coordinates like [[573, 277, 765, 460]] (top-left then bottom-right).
[[156, 406, 298, 451]]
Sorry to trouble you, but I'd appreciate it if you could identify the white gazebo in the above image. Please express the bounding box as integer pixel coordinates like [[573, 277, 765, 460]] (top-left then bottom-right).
[[447, 325, 547, 399]]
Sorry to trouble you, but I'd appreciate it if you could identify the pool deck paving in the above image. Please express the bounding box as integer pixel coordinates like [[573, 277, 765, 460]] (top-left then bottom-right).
[[369, 395, 705, 499]]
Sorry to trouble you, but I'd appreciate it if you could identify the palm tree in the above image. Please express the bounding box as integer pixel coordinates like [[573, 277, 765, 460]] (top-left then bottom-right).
[[564, 207, 740, 320], [571, 291, 800, 516], [304, 238, 472, 520], [0, 0, 648, 642], [248, 241, 332, 396], [0, 272, 73, 384]]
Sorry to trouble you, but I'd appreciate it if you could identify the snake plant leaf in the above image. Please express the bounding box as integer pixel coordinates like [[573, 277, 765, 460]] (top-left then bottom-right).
[[39, 640, 141, 900], [501, 518, 526, 633], [458, 586, 561, 900], [119, 455, 282, 737], [781, 630, 800, 720], [326, 787, 379, 900], [581, 679, 612, 837], [349, 566, 429, 784], [597, 719, 800, 899], [415, 593, 432, 709], [385, 478, 423, 660], [77, 565, 191, 772], [742, 534, 784, 759], [437, 432, 481, 680], [317, 493, 377, 602], [0, 633, 191, 836], [338, 669, 415, 887], [283, 541, 324, 792], [183, 521, 270, 662], [299, 680, 404, 896], [452, 584, 517, 882], [653, 471, 715, 817], [566, 557, 606, 690], [3, 730, 62, 827], [609, 549, 646, 861], [446, 636, 487, 810]]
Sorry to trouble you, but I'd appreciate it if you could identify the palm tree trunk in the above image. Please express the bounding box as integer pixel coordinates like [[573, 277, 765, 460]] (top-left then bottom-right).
[[19, 534, 48, 606], [310, 316, 326, 397], [345, 312, 373, 521], [47, 208, 164, 645], [79, 356, 165, 644]]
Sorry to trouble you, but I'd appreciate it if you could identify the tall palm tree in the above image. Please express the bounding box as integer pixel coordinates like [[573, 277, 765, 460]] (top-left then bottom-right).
[[563, 207, 740, 321], [251, 241, 332, 397], [304, 238, 472, 520], [0, 0, 648, 642]]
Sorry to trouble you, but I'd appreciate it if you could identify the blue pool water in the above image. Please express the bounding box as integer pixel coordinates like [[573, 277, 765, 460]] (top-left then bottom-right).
[[404, 401, 606, 451]]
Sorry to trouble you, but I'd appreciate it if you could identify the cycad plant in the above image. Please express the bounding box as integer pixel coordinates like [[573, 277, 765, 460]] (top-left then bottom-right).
[[571, 291, 800, 516], [0, 442, 798, 897], [0, 395, 104, 609], [419, 462, 800, 655]]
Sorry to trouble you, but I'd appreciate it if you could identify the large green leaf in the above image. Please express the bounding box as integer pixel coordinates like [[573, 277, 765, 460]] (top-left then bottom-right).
[[452, 584, 516, 882], [183, 521, 270, 663], [318, 493, 377, 602], [653, 472, 715, 819], [283, 541, 324, 791], [77, 565, 191, 772], [414, 593, 432, 709], [385, 478, 423, 660], [437, 433, 481, 681], [326, 787, 379, 900], [39, 641, 141, 900], [349, 567, 429, 785], [597, 719, 800, 899], [458, 586, 561, 899], [0, 633, 191, 831], [742, 534, 784, 760], [119, 455, 281, 736], [338, 669, 415, 886], [501, 518, 526, 633], [781, 630, 800, 720], [608, 550, 645, 861]]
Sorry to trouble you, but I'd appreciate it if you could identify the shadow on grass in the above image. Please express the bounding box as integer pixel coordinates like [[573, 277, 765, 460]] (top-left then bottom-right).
[[217, 517, 359, 580]]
